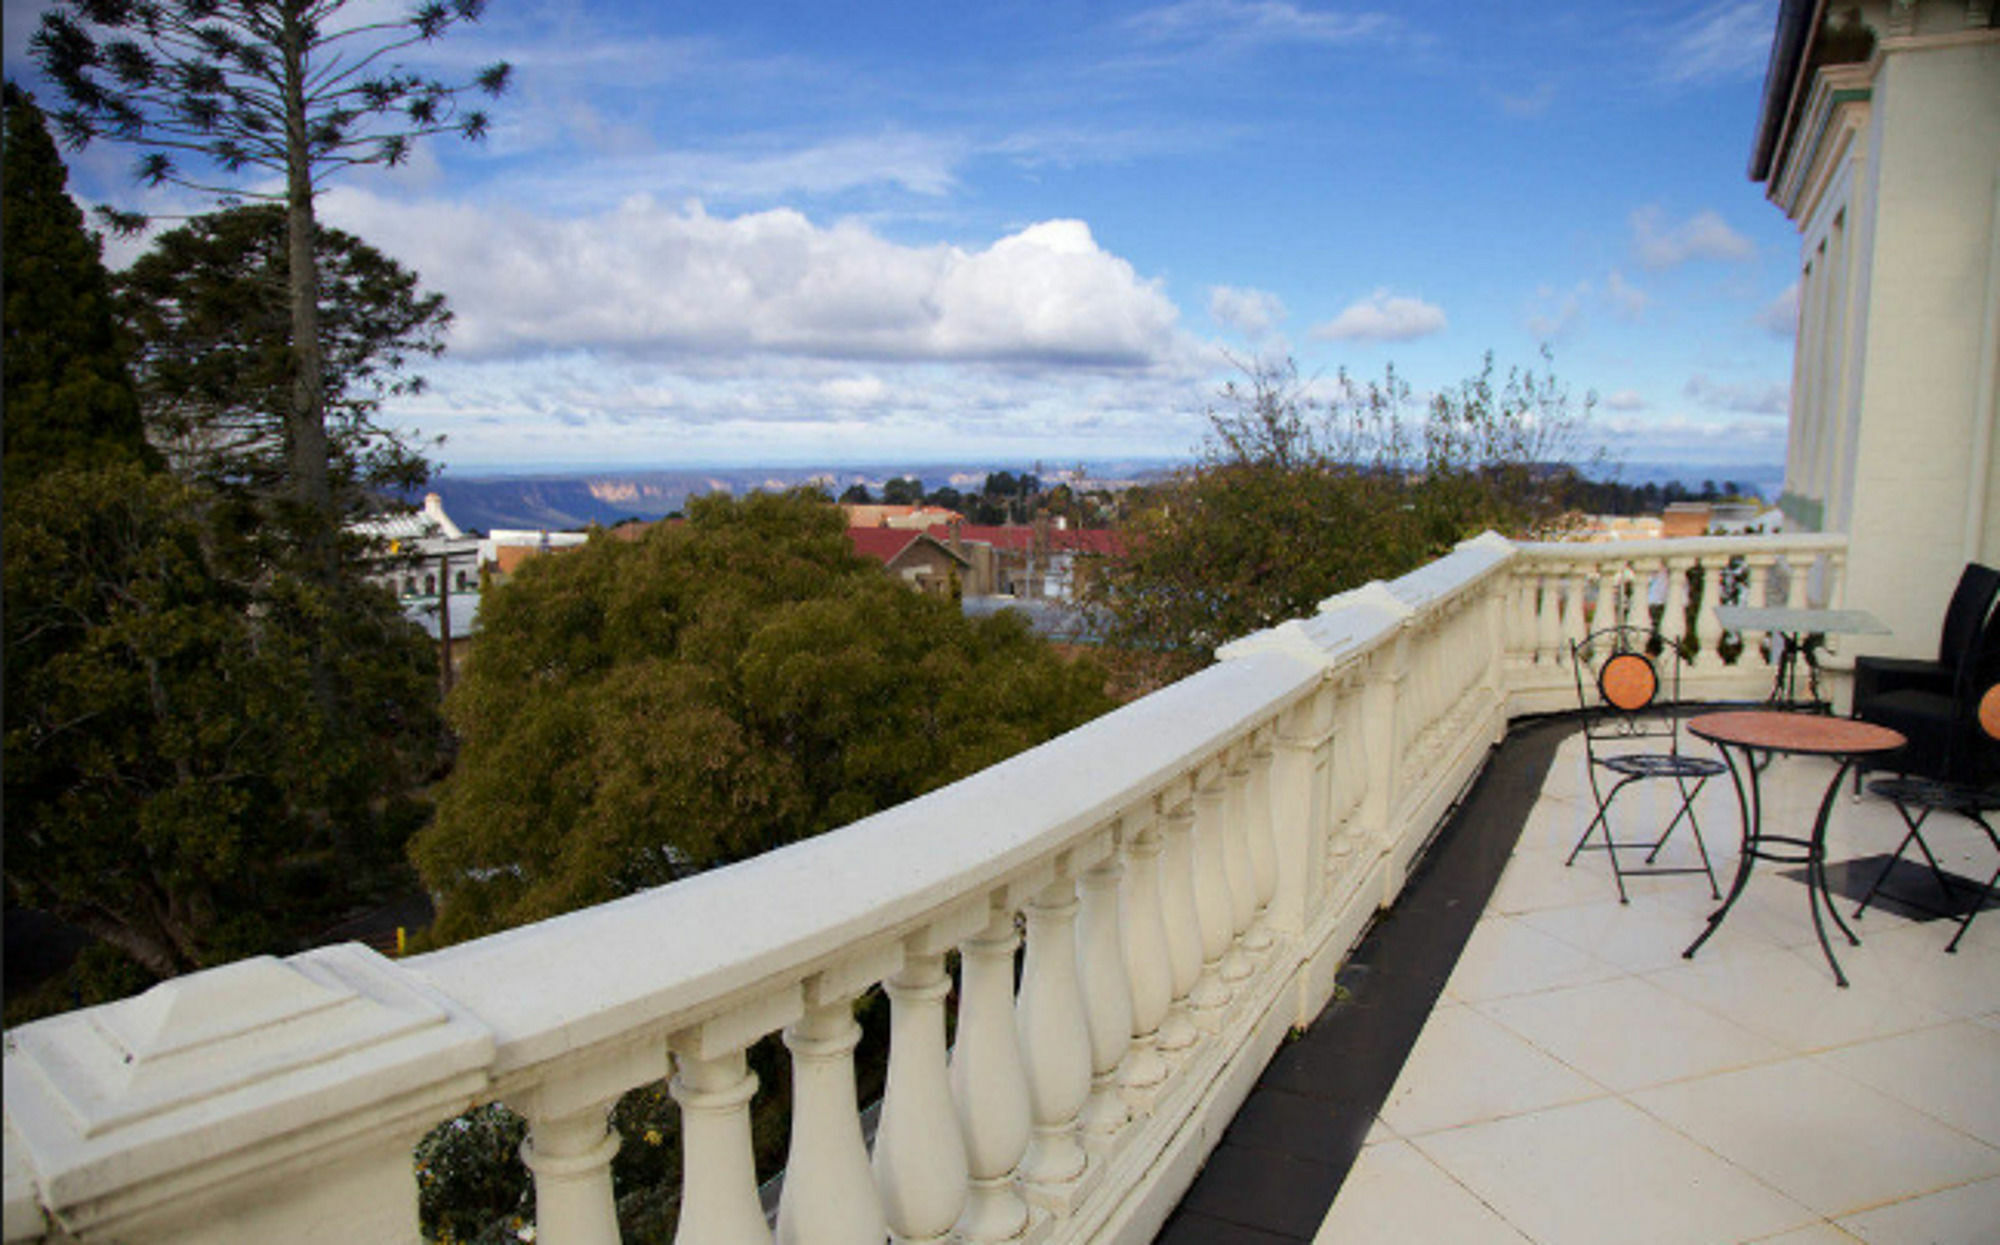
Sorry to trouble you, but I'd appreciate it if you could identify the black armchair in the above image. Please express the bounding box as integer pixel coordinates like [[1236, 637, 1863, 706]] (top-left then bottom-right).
[[1852, 562, 2000, 709], [1854, 568, 2000, 785]]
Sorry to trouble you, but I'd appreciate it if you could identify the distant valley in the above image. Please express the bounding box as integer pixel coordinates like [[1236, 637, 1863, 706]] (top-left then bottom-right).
[[416, 459, 1784, 535], [417, 460, 1184, 533]]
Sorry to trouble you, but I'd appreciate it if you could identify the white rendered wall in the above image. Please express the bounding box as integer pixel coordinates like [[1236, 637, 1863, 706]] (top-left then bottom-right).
[[1803, 33, 2000, 659]]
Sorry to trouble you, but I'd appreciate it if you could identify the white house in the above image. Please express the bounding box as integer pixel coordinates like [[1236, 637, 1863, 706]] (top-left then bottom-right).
[[1753, 0, 2000, 656]]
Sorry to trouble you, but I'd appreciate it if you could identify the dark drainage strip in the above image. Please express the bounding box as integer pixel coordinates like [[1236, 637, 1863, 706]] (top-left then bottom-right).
[[1154, 715, 1575, 1243]]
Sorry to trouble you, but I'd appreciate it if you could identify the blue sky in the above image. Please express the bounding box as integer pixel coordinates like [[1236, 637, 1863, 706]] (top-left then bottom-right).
[[4, 0, 1800, 479]]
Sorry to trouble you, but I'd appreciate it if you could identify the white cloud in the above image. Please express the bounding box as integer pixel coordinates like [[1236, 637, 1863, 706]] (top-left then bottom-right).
[[662, 131, 968, 200], [1660, 1, 1775, 85], [1756, 282, 1799, 337], [1605, 269, 1650, 320], [1590, 411, 1787, 466], [1310, 289, 1446, 342], [389, 351, 1213, 469], [1126, 1, 1395, 50], [1525, 281, 1588, 341], [1684, 374, 1789, 415], [1632, 206, 1755, 270], [1603, 389, 1648, 412], [325, 191, 1184, 367], [1497, 81, 1556, 118], [1209, 285, 1287, 338]]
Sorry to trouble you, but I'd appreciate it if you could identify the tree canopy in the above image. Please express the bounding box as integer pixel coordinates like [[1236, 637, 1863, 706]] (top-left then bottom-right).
[[413, 491, 1114, 942], [1090, 353, 1596, 683], [2, 462, 443, 981], [1, 81, 151, 489], [116, 203, 449, 517]]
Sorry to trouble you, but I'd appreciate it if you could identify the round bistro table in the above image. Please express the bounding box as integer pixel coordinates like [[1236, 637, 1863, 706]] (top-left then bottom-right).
[[1681, 710, 1907, 987]]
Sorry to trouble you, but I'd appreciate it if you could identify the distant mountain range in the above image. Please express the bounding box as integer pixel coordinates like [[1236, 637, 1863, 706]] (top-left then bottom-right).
[[416, 460, 1184, 534], [415, 458, 1784, 536]]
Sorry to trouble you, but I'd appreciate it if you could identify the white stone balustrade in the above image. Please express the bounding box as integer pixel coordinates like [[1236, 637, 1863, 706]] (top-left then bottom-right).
[[2, 532, 1848, 1245]]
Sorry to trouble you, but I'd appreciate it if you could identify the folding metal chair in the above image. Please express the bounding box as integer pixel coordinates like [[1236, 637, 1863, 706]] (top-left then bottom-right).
[[1568, 625, 1725, 903], [1855, 685, 2000, 951]]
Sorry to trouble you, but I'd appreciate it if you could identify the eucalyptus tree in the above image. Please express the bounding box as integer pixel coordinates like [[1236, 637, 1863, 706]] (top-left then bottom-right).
[[30, 0, 509, 552], [1091, 352, 1596, 683]]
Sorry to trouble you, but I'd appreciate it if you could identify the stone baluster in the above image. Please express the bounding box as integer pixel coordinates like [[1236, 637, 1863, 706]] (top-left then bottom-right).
[[1075, 833, 1133, 1141], [1595, 558, 1624, 633], [875, 942, 968, 1245], [778, 977, 888, 1245], [521, 1106, 623, 1245], [1219, 749, 1259, 970], [672, 1048, 774, 1245], [1188, 766, 1238, 1018], [513, 1040, 667, 1245], [949, 898, 1031, 1243], [1535, 565, 1562, 662], [1779, 553, 1803, 607], [1498, 566, 1525, 664], [1561, 563, 1590, 652], [1661, 554, 1691, 655], [1118, 807, 1173, 1101], [1335, 687, 1367, 864], [1740, 550, 1774, 611], [1154, 793, 1202, 1053], [1693, 554, 1727, 668], [1512, 565, 1538, 664], [1407, 625, 1436, 761], [1749, 552, 1776, 670], [1270, 691, 1335, 939], [1015, 865, 1092, 1200], [1243, 732, 1279, 950]]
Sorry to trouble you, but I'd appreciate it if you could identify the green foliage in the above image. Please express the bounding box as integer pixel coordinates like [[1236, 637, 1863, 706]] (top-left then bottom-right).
[[415, 1104, 532, 1245], [1, 82, 151, 490], [116, 204, 449, 516], [1092, 353, 1595, 681], [2, 462, 444, 980], [413, 490, 1113, 942]]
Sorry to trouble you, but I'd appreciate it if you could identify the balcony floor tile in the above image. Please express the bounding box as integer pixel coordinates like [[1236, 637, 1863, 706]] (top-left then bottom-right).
[[1474, 973, 1786, 1093], [1377, 1003, 1604, 1137], [1308, 1138, 1532, 1244], [1835, 1175, 2000, 1243], [1409, 1096, 1820, 1245], [1629, 1056, 2000, 1219], [1303, 717, 2000, 1245]]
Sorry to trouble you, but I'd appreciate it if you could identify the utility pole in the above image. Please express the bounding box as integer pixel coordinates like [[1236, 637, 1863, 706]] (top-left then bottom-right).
[[438, 550, 456, 695]]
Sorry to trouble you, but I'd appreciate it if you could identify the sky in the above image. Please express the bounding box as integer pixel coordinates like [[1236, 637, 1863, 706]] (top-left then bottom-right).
[[3, 0, 1804, 480]]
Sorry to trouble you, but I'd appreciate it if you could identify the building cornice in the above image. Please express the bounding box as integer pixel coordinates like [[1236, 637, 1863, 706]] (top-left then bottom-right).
[[1751, 0, 1825, 183], [1770, 61, 1875, 223]]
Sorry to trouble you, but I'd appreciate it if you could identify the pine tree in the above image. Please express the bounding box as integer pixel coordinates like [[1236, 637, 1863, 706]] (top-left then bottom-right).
[[30, 0, 508, 556], [1, 81, 151, 489]]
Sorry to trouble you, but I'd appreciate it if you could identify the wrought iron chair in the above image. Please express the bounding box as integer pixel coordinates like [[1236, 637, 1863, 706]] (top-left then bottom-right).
[[1855, 685, 2000, 951], [1567, 625, 1725, 903]]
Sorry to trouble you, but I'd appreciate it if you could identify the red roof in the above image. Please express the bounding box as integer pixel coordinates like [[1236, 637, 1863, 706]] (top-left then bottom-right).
[[847, 527, 920, 562]]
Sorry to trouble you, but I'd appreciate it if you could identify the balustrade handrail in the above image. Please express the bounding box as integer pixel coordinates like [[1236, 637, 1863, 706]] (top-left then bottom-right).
[[407, 648, 1325, 1079], [1514, 531, 1848, 561], [3, 529, 1848, 1245]]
